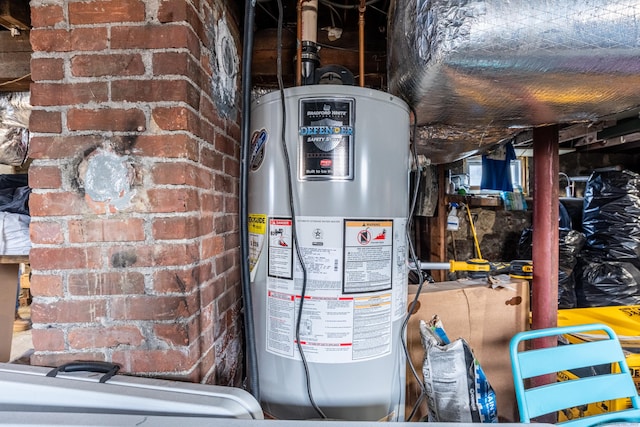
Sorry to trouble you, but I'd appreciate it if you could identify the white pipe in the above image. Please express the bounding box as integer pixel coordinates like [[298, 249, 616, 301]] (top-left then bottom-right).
[[301, 0, 318, 43]]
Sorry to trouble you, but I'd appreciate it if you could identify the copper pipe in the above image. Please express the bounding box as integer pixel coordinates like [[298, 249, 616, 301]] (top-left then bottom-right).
[[296, 0, 302, 86], [358, 0, 366, 87]]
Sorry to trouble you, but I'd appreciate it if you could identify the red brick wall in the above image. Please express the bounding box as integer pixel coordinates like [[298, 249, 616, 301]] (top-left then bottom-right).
[[28, 0, 243, 386]]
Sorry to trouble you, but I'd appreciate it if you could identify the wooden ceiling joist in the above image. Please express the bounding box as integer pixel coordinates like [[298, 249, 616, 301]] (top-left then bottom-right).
[[0, 30, 31, 92], [0, 0, 30, 31]]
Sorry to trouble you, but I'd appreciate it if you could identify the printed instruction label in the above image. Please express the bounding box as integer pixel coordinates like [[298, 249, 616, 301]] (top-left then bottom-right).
[[268, 218, 293, 279], [265, 216, 403, 363], [248, 213, 267, 282], [343, 220, 393, 294]]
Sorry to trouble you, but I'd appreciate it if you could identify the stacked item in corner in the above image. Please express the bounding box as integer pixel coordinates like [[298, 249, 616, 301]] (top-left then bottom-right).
[[577, 169, 640, 307], [0, 174, 30, 255]]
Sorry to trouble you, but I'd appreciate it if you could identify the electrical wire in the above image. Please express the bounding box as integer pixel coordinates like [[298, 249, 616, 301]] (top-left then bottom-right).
[[321, 1, 343, 28], [0, 73, 30, 87], [400, 105, 432, 421], [275, 0, 327, 419], [366, 3, 387, 15], [319, 0, 381, 10], [240, 0, 260, 401]]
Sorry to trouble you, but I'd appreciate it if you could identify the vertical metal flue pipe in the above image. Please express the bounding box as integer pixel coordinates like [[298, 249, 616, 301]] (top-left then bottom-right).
[[301, 0, 319, 84], [296, 0, 303, 86], [530, 125, 559, 421]]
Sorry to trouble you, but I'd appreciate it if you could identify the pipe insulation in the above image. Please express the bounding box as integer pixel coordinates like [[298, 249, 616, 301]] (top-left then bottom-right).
[[388, 0, 640, 163]]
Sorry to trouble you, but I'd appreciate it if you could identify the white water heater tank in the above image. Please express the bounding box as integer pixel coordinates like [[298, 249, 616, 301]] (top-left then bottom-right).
[[248, 85, 410, 421]]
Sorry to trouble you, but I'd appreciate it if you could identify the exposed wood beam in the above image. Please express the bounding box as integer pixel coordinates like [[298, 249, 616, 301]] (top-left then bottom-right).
[[0, 30, 31, 92], [428, 165, 447, 282], [0, 51, 30, 77], [251, 28, 386, 88], [0, 0, 30, 31]]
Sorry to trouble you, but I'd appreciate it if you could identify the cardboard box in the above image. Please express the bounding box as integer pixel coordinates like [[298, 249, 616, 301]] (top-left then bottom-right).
[[405, 279, 529, 422]]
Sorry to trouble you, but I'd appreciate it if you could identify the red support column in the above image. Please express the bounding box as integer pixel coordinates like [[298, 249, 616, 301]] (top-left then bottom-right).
[[531, 125, 560, 421], [532, 125, 559, 334]]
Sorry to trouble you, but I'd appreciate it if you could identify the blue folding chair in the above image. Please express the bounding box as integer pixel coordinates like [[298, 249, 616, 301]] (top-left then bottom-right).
[[510, 323, 640, 427]]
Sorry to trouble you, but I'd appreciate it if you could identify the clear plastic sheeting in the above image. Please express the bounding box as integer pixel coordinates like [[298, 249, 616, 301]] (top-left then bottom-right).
[[388, 0, 640, 163]]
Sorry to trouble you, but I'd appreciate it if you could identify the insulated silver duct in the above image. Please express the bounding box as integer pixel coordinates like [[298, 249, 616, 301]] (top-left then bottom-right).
[[388, 0, 640, 164]]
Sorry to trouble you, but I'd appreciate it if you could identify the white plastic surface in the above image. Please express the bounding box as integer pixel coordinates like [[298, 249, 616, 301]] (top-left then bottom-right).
[[0, 363, 263, 420]]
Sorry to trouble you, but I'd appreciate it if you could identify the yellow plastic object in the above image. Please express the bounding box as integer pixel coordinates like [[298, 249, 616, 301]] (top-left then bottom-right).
[[449, 258, 491, 273], [558, 306, 640, 347], [557, 306, 640, 422], [508, 260, 533, 280], [463, 204, 483, 259]]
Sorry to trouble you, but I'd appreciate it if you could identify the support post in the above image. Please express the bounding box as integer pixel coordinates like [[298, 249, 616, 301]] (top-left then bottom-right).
[[429, 165, 447, 282], [531, 125, 560, 422]]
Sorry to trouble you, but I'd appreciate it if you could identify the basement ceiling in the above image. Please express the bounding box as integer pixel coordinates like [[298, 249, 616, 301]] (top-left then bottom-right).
[[1, 0, 639, 163], [250, 0, 640, 164], [252, 0, 390, 88]]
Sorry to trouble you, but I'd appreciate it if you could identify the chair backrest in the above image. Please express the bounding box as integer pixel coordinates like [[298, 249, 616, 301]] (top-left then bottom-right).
[[510, 323, 640, 427]]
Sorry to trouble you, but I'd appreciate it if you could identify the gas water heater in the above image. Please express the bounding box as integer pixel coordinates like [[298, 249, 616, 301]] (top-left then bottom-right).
[[248, 85, 410, 421]]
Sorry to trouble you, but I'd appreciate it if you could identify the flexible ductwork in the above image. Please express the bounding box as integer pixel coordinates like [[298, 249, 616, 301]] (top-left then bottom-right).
[[388, 0, 640, 164]]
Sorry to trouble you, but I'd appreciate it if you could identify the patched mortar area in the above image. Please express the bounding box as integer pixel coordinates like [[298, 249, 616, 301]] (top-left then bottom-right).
[[209, 13, 239, 119], [78, 148, 136, 214]]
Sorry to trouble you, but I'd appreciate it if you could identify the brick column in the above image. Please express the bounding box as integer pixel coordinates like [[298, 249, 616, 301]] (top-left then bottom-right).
[[28, 0, 243, 386]]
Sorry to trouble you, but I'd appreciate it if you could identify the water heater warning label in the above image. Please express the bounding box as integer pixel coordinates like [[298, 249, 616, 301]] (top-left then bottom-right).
[[344, 220, 393, 293], [268, 218, 293, 279], [248, 213, 267, 282], [264, 216, 401, 364]]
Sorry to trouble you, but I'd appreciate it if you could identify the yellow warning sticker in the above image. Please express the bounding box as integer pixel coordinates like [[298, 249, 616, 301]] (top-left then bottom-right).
[[248, 214, 267, 234]]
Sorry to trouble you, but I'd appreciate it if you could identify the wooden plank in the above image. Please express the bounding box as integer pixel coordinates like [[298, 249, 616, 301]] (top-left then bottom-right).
[[428, 165, 447, 282], [0, 0, 30, 31], [0, 51, 31, 78], [251, 28, 386, 86], [0, 30, 30, 52], [0, 263, 20, 362], [447, 194, 502, 207], [0, 78, 30, 92], [0, 255, 28, 264], [0, 30, 31, 91]]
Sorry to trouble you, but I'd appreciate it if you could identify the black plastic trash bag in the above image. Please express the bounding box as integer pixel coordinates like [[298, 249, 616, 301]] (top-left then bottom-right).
[[0, 173, 27, 189], [517, 228, 585, 308], [0, 174, 30, 215], [576, 255, 640, 307], [575, 169, 640, 306], [582, 169, 640, 265], [0, 186, 30, 215]]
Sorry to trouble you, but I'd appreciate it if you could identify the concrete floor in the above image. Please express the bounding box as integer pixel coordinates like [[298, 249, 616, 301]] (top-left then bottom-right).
[[10, 305, 33, 364]]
